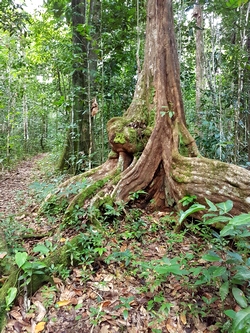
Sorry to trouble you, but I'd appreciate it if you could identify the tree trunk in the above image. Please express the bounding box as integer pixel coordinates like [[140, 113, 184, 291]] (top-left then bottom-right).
[[107, 0, 250, 215], [59, 0, 99, 174], [193, 0, 204, 122], [55, 0, 250, 220]]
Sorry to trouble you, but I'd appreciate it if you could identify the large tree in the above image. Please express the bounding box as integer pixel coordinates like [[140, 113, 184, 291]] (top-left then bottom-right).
[[52, 0, 250, 219], [1, 0, 250, 329]]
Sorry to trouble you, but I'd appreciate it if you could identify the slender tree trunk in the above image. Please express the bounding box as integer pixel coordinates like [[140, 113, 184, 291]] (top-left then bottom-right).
[[23, 86, 29, 152], [193, 0, 204, 123], [59, 0, 99, 173]]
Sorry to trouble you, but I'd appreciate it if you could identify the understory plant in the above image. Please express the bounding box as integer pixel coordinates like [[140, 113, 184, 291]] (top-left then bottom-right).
[[181, 196, 250, 332]]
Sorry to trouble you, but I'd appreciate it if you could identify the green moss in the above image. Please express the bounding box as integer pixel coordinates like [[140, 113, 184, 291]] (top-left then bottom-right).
[[114, 132, 126, 144], [178, 132, 190, 157], [171, 153, 193, 183], [143, 127, 153, 138], [108, 151, 119, 159], [149, 86, 155, 104], [107, 117, 129, 132]]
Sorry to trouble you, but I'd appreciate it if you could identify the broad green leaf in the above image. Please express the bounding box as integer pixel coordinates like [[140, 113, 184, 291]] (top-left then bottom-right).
[[232, 267, 250, 284], [226, 251, 243, 263], [220, 224, 236, 237], [212, 266, 227, 278], [245, 258, 250, 266], [5, 287, 17, 309], [15, 252, 28, 268], [224, 309, 236, 319], [179, 204, 206, 223], [227, 251, 243, 267], [189, 266, 203, 276], [205, 198, 218, 212], [232, 307, 250, 332], [216, 200, 233, 215], [204, 215, 231, 225], [123, 309, 129, 320], [232, 287, 248, 308], [228, 213, 250, 227], [202, 252, 222, 262], [168, 111, 174, 119], [154, 265, 188, 276], [219, 281, 229, 301], [33, 244, 50, 255]]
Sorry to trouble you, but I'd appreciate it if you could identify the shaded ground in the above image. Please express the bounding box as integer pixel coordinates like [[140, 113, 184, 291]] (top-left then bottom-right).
[[0, 154, 46, 217], [0, 155, 236, 333]]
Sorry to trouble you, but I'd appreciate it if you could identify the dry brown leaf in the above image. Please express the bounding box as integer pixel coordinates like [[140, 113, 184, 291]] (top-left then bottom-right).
[[59, 287, 75, 300], [13, 321, 22, 333], [73, 268, 82, 277], [100, 325, 110, 333], [9, 309, 22, 321], [34, 301, 46, 322], [34, 321, 46, 333], [166, 318, 178, 333], [53, 277, 62, 284], [101, 300, 112, 308], [180, 312, 187, 325], [104, 274, 114, 282], [0, 252, 7, 259], [16, 214, 25, 221], [120, 244, 127, 252], [70, 297, 78, 305]]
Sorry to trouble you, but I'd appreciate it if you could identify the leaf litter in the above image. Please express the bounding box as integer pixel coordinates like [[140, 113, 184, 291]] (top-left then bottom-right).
[[0, 154, 237, 333]]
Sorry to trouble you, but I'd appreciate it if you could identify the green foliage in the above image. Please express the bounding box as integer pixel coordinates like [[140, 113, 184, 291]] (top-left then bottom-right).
[[15, 251, 47, 288], [129, 189, 147, 201], [5, 287, 17, 311], [225, 307, 250, 333], [185, 199, 250, 332], [66, 226, 106, 267]]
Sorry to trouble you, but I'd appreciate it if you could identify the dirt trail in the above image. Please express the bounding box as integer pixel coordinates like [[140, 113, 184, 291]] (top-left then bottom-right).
[[0, 154, 46, 217]]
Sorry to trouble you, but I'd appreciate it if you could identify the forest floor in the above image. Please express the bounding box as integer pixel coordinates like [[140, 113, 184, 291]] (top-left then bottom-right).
[[0, 154, 236, 333]]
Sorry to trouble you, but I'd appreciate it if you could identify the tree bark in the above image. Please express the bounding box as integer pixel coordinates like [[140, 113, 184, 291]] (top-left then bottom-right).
[[107, 0, 250, 215], [193, 1, 204, 123], [57, 0, 250, 219], [59, 0, 99, 173]]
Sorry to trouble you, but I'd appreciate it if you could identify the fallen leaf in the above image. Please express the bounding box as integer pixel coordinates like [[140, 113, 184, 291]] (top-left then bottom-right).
[[60, 238, 66, 243], [104, 274, 114, 282], [100, 325, 110, 333], [180, 312, 187, 325], [73, 268, 82, 277], [166, 318, 178, 333], [34, 321, 46, 333], [13, 321, 22, 333], [33, 301, 46, 322], [56, 300, 71, 307], [101, 300, 111, 308], [9, 310, 22, 321], [53, 277, 62, 284], [0, 252, 7, 259], [93, 282, 110, 291], [16, 214, 25, 221]]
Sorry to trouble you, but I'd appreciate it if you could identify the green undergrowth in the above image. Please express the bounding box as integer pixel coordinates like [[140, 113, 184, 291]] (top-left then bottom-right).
[[1, 170, 250, 332]]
